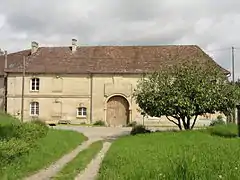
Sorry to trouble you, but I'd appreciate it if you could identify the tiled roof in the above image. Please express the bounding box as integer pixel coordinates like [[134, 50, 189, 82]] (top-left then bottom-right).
[[0, 50, 31, 75], [2, 45, 229, 74]]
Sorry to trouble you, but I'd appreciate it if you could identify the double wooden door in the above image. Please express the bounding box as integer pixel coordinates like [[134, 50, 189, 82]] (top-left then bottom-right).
[[107, 96, 129, 126]]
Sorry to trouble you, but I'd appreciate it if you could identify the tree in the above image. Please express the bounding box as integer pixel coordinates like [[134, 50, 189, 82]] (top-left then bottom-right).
[[133, 63, 239, 130]]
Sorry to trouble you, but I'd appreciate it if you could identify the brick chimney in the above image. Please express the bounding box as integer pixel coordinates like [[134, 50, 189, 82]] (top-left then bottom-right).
[[31, 41, 39, 54], [71, 38, 77, 52]]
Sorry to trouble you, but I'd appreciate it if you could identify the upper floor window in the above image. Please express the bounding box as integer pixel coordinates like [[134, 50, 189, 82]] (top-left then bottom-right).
[[77, 107, 87, 117], [30, 102, 39, 116], [31, 78, 40, 91]]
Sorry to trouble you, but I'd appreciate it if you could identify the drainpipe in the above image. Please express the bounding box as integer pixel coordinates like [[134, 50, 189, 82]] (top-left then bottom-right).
[[4, 51, 7, 112], [90, 73, 93, 124]]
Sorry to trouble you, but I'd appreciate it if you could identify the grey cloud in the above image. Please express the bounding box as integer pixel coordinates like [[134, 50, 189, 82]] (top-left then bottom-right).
[[1, 0, 240, 79]]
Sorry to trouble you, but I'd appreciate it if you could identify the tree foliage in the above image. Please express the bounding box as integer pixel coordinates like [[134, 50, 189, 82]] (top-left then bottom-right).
[[133, 63, 239, 130]]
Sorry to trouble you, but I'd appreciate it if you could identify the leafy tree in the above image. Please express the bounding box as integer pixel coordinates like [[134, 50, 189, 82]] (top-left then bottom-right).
[[134, 63, 239, 130]]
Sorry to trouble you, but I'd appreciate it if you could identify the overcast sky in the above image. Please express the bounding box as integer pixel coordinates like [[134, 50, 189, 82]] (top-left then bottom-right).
[[0, 0, 240, 80]]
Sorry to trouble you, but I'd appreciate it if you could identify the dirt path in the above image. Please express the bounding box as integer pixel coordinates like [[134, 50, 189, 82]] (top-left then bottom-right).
[[24, 138, 101, 180], [74, 141, 112, 180], [24, 126, 129, 180]]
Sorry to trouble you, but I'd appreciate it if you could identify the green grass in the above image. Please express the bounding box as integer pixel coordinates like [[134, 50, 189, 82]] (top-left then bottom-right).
[[53, 140, 103, 180], [0, 112, 19, 126], [98, 125, 240, 180], [0, 129, 87, 180]]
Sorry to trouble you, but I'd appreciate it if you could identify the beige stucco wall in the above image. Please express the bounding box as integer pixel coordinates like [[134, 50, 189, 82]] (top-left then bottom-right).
[[6, 73, 223, 126], [6, 73, 145, 124], [7, 74, 91, 123]]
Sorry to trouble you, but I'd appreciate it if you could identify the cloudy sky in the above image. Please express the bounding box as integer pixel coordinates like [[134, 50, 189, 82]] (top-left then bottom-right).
[[0, 0, 240, 80]]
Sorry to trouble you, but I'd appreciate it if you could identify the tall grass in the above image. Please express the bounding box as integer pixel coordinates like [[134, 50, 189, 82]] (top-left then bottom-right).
[[0, 113, 87, 180], [98, 125, 240, 180]]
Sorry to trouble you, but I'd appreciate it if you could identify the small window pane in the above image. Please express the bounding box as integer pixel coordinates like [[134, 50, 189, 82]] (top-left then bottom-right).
[[82, 108, 87, 116], [77, 108, 81, 116]]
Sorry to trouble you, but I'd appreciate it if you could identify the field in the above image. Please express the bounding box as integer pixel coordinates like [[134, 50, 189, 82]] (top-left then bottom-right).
[[0, 113, 87, 180], [98, 124, 240, 180]]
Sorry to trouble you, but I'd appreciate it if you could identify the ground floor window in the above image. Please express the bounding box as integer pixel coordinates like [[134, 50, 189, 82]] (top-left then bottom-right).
[[77, 107, 87, 117], [30, 102, 39, 116]]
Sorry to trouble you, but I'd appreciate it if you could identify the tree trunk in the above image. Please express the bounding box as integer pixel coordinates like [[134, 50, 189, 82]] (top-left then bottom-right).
[[181, 117, 191, 130], [167, 116, 182, 130], [177, 118, 182, 130], [191, 115, 198, 129]]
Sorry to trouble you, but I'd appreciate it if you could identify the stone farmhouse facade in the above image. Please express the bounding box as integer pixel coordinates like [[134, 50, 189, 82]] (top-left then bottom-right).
[[0, 39, 228, 126]]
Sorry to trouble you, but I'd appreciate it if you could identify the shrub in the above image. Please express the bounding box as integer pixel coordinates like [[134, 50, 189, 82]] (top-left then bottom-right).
[[0, 121, 49, 142], [210, 115, 225, 126], [0, 138, 30, 165], [126, 121, 137, 127], [31, 119, 47, 127], [130, 125, 151, 135], [93, 120, 105, 126], [207, 124, 237, 138], [0, 112, 19, 126]]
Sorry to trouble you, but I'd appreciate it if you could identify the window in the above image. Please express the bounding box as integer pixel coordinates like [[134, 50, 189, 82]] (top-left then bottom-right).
[[30, 102, 39, 116], [31, 78, 40, 91], [77, 107, 87, 117]]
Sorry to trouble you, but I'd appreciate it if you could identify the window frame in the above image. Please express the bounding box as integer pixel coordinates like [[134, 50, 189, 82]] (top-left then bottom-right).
[[76, 107, 87, 117], [30, 101, 39, 116], [30, 78, 40, 91]]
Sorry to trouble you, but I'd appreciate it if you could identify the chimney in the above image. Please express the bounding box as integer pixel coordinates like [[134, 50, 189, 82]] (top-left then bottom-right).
[[71, 38, 77, 52], [31, 41, 39, 54], [4, 51, 7, 69]]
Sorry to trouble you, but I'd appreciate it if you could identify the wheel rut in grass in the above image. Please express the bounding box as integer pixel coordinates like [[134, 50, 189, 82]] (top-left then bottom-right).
[[24, 138, 101, 180], [74, 141, 112, 180]]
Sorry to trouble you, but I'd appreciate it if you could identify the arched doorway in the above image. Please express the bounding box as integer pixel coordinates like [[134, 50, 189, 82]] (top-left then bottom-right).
[[106, 95, 129, 126]]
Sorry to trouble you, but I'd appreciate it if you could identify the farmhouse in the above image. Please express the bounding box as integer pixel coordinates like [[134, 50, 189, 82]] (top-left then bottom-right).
[[0, 39, 228, 126]]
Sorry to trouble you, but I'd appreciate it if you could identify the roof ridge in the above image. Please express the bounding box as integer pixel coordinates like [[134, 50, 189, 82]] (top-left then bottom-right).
[[37, 44, 198, 48]]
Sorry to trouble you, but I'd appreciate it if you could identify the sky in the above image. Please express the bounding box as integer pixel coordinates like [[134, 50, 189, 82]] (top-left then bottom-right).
[[0, 0, 240, 80]]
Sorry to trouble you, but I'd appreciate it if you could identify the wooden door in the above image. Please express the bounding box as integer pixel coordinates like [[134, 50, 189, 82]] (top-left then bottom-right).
[[107, 96, 129, 126]]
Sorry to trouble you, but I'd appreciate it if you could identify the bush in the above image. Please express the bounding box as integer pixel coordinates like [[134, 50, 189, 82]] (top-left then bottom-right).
[[31, 119, 47, 127], [0, 121, 49, 142], [130, 125, 151, 135], [0, 138, 30, 165], [210, 115, 225, 126], [126, 121, 137, 127], [93, 120, 105, 126], [207, 124, 237, 138]]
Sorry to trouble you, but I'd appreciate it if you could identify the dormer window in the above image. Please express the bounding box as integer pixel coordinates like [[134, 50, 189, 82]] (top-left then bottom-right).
[[31, 78, 40, 91]]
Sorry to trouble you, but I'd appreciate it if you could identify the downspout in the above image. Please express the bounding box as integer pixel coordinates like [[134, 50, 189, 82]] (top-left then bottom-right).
[[90, 73, 93, 124], [4, 51, 8, 113]]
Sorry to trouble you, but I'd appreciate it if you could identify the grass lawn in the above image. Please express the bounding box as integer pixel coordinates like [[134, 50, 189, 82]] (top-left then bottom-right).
[[53, 140, 103, 180], [98, 124, 240, 180], [0, 122, 87, 180]]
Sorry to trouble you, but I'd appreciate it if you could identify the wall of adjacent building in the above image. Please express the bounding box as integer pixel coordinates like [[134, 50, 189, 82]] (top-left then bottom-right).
[[0, 76, 4, 111]]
